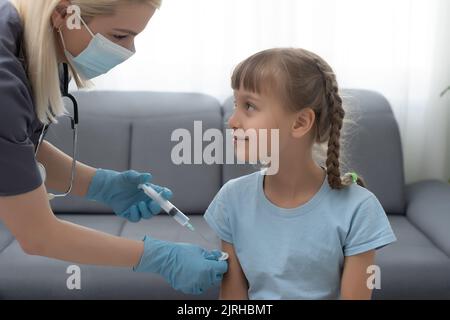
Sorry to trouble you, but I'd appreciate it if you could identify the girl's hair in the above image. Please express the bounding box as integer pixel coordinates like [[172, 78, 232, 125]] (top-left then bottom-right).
[[10, 0, 161, 125], [231, 48, 366, 190]]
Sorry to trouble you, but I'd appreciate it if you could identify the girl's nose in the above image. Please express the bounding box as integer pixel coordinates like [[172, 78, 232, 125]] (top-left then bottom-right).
[[228, 110, 240, 129]]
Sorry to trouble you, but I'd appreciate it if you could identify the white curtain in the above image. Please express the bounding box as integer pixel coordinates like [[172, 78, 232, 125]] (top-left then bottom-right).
[[90, 0, 450, 184]]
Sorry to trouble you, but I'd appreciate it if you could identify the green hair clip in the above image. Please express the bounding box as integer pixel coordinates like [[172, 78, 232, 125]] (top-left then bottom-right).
[[350, 172, 358, 184]]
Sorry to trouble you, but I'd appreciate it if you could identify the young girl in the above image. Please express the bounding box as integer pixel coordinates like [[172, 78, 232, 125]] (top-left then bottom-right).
[[204, 48, 396, 300]]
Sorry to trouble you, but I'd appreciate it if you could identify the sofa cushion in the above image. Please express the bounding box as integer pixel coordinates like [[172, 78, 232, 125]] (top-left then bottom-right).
[[406, 181, 450, 257], [0, 215, 220, 300], [373, 216, 450, 299]]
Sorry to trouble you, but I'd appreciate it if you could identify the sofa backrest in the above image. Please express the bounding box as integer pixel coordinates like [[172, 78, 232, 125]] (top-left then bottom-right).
[[344, 89, 405, 214], [47, 89, 405, 215], [47, 91, 223, 215]]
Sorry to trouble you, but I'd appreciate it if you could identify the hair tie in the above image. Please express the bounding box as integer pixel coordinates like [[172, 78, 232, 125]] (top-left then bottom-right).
[[350, 172, 358, 184]]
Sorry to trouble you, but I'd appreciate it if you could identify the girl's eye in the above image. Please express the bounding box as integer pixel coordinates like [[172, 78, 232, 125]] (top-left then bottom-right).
[[233, 101, 257, 112], [245, 103, 256, 112]]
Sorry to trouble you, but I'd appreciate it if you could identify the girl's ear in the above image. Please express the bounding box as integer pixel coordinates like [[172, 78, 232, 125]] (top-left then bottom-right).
[[51, 1, 71, 30], [291, 108, 316, 139]]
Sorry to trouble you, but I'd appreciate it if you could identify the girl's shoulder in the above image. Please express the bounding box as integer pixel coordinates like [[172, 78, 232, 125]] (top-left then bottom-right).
[[338, 181, 376, 200], [218, 171, 262, 201], [225, 170, 261, 185], [327, 181, 386, 217]]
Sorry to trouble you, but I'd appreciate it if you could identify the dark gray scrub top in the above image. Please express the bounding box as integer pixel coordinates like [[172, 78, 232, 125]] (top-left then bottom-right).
[[0, 0, 63, 196]]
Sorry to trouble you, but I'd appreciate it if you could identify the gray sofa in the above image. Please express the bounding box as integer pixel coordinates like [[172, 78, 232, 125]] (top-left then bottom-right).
[[0, 89, 449, 300]]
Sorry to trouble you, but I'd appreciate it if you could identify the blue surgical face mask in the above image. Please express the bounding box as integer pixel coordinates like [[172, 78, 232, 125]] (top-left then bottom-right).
[[58, 16, 135, 80]]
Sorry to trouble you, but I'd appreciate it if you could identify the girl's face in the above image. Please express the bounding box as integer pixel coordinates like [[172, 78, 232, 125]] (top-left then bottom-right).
[[228, 88, 295, 164], [53, 2, 156, 61]]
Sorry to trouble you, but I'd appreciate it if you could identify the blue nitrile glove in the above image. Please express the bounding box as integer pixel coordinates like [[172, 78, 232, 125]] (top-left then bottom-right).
[[86, 169, 172, 222], [134, 236, 228, 295]]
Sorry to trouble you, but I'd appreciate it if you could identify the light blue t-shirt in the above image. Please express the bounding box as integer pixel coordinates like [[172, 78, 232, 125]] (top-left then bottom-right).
[[204, 171, 397, 300]]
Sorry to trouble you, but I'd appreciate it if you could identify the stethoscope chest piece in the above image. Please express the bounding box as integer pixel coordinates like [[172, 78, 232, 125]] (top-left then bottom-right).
[[37, 162, 56, 201], [37, 162, 46, 182]]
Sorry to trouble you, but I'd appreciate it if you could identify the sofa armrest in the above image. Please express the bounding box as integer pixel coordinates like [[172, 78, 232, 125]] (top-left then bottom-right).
[[406, 180, 450, 257]]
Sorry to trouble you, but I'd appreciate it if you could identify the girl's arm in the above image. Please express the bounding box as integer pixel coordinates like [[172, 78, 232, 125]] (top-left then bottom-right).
[[220, 241, 249, 300], [340, 250, 376, 300], [36, 140, 97, 197]]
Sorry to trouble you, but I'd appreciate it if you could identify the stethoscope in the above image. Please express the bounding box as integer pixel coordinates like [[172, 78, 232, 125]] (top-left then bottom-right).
[[35, 63, 79, 201]]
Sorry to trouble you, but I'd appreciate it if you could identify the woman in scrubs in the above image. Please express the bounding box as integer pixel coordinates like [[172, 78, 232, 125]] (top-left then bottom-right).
[[0, 0, 227, 295]]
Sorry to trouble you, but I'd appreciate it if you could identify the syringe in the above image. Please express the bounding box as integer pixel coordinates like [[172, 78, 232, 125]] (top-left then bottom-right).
[[138, 183, 229, 262], [138, 183, 196, 231]]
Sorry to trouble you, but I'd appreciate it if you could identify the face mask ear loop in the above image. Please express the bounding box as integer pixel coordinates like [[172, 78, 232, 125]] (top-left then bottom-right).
[[78, 15, 95, 38], [58, 27, 68, 52], [57, 27, 81, 83]]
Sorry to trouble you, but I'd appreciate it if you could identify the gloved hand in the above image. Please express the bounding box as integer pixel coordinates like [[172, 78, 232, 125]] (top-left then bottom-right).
[[134, 236, 228, 295], [86, 169, 172, 222]]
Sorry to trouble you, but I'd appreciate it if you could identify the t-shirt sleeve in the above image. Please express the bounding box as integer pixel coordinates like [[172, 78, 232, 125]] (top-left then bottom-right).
[[343, 194, 397, 256], [0, 34, 43, 196], [203, 182, 233, 244]]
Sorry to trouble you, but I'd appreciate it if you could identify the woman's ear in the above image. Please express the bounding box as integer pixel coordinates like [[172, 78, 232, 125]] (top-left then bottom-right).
[[51, 1, 71, 30], [291, 108, 316, 139]]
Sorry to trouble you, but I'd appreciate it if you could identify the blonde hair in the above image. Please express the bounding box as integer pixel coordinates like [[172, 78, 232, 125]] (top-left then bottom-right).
[[10, 0, 161, 124], [231, 48, 366, 190]]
